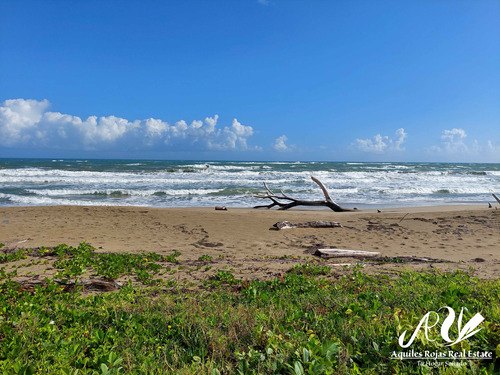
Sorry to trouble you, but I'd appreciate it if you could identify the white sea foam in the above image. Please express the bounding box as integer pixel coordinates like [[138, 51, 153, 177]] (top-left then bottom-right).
[[25, 188, 224, 197], [3, 194, 131, 207], [1, 161, 499, 207]]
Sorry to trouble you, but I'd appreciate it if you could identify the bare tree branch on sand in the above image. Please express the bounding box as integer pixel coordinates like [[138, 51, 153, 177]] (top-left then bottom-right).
[[253, 176, 356, 212]]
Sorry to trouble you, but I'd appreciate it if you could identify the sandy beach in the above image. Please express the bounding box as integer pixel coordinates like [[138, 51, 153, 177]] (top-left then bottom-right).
[[1, 205, 499, 282]]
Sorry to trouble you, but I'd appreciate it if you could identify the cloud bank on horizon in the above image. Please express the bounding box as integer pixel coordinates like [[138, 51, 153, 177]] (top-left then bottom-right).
[[354, 127, 498, 161], [0, 99, 259, 153], [0, 98, 498, 161]]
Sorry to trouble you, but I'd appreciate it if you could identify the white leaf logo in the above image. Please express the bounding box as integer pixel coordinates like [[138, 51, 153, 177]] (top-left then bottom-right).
[[445, 307, 484, 346], [398, 306, 485, 348]]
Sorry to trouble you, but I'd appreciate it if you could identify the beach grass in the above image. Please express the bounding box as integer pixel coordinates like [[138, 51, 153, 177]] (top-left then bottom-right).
[[0, 243, 499, 374]]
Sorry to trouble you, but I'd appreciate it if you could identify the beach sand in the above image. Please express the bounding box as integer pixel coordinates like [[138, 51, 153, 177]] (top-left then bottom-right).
[[1, 205, 499, 283]]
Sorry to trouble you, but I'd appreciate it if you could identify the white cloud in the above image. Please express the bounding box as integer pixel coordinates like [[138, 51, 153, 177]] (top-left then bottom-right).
[[439, 128, 468, 153], [0, 99, 50, 145], [429, 128, 499, 160], [0, 99, 258, 152], [273, 135, 289, 152], [429, 128, 468, 155], [393, 128, 407, 151], [355, 128, 407, 153], [144, 118, 169, 138], [442, 128, 466, 141]]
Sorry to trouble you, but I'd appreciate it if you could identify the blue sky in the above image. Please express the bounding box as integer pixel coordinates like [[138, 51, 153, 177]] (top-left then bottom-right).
[[1, 0, 499, 162]]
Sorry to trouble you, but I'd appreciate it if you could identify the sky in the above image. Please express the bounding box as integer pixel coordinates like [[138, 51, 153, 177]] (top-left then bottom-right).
[[1, 0, 499, 162]]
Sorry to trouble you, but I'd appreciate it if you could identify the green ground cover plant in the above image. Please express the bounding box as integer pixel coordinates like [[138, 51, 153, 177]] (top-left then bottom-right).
[[198, 255, 213, 262], [0, 248, 29, 264], [286, 263, 331, 276], [1, 242, 180, 284], [0, 243, 498, 374]]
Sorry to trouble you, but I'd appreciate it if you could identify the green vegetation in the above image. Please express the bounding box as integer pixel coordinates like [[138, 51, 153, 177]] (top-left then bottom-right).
[[0, 243, 180, 284], [208, 269, 238, 287], [0, 248, 29, 264], [0, 242, 498, 374], [198, 254, 213, 262], [287, 263, 331, 276]]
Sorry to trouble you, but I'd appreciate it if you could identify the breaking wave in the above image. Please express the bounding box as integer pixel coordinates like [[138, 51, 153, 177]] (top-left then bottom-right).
[[1, 159, 499, 208]]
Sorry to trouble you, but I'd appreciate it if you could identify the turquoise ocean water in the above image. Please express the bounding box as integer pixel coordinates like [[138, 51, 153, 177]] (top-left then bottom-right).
[[1, 159, 499, 209]]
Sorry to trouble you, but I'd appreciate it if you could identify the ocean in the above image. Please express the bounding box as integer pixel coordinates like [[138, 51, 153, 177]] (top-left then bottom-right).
[[0, 158, 499, 209]]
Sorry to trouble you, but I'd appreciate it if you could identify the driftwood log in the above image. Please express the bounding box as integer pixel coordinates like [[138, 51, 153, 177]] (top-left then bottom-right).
[[314, 249, 380, 259], [313, 250, 451, 263], [254, 176, 355, 212], [273, 220, 342, 230]]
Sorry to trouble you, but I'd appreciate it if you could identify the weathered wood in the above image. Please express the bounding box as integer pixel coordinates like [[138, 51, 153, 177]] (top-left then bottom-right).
[[493, 193, 500, 205], [254, 176, 356, 212], [311, 176, 333, 201], [314, 249, 380, 259], [273, 220, 342, 230]]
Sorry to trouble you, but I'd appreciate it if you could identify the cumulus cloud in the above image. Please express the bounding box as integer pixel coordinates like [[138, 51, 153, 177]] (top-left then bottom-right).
[[392, 128, 407, 151], [355, 128, 407, 153], [0, 99, 50, 145], [439, 128, 468, 153], [429, 128, 499, 159], [273, 135, 289, 152], [0, 99, 258, 152]]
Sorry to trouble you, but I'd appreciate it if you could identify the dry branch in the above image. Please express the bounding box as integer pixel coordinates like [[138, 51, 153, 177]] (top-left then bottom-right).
[[254, 176, 355, 212], [493, 193, 500, 205]]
